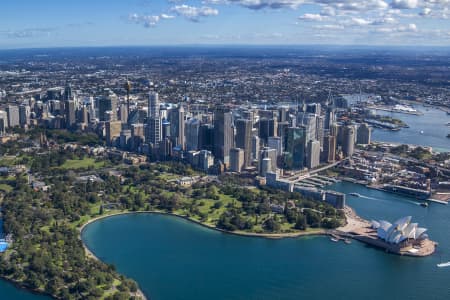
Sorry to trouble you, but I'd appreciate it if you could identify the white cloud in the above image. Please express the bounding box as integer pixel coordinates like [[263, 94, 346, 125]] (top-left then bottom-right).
[[317, 0, 389, 12], [350, 17, 372, 25], [0, 27, 56, 39], [320, 6, 336, 16], [420, 7, 432, 15], [313, 24, 345, 30], [374, 23, 418, 33], [391, 0, 419, 9], [228, 0, 305, 10], [298, 13, 326, 21], [129, 13, 175, 27], [171, 5, 219, 21], [160, 14, 175, 19]]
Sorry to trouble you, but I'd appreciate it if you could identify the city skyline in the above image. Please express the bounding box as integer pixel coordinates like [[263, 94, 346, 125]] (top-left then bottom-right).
[[1, 0, 449, 49]]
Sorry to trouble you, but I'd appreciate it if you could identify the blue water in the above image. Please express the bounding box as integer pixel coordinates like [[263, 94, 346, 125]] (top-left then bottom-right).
[[2, 182, 450, 299], [372, 105, 450, 151], [80, 182, 450, 300], [2, 105, 450, 299]]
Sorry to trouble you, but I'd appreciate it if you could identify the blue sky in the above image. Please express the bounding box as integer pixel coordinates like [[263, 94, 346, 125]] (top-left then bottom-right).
[[0, 0, 449, 48]]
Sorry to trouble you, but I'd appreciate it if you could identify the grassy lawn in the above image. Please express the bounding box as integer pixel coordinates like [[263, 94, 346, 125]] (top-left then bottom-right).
[[0, 183, 13, 193], [0, 156, 17, 167], [158, 173, 179, 180], [59, 158, 105, 170]]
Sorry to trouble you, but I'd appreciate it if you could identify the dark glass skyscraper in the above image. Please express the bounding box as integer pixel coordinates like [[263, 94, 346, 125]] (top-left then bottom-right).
[[235, 119, 252, 167], [284, 126, 306, 170], [213, 107, 233, 164]]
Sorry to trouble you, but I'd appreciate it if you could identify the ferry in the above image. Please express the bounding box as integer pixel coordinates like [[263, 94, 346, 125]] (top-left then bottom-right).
[[349, 192, 361, 197]]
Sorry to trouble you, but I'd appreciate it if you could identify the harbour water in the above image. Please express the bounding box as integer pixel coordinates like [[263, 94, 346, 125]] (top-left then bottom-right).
[[372, 105, 450, 152], [1, 106, 450, 299], [1, 182, 450, 299], [80, 181, 450, 300]]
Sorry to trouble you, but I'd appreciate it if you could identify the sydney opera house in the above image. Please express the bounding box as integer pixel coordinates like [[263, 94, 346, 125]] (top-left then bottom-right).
[[347, 216, 436, 256], [371, 216, 428, 245]]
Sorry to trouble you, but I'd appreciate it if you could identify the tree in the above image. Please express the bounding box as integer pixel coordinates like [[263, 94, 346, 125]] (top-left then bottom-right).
[[294, 214, 307, 230], [262, 217, 280, 232]]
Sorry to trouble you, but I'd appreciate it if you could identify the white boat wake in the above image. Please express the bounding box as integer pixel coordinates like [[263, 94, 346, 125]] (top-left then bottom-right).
[[357, 194, 420, 206], [437, 262, 450, 268]]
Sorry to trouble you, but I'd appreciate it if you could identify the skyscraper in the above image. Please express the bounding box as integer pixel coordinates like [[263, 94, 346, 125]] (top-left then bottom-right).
[[306, 140, 321, 169], [6, 105, 20, 127], [98, 91, 118, 121], [185, 118, 200, 151], [230, 148, 245, 173], [19, 104, 30, 127], [65, 100, 76, 128], [106, 121, 122, 146], [268, 136, 283, 157], [169, 105, 185, 149], [199, 124, 214, 152], [251, 135, 260, 162], [258, 117, 277, 144], [146, 91, 161, 145], [315, 115, 325, 147], [235, 119, 252, 167], [0, 110, 8, 133], [322, 134, 336, 163], [298, 112, 317, 142], [306, 103, 321, 115], [120, 103, 128, 124], [162, 119, 171, 140], [324, 109, 336, 130], [343, 125, 356, 157], [259, 147, 277, 175], [213, 107, 233, 164], [64, 83, 73, 101], [357, 123, 372, 145], [284, 127, 306, 170]]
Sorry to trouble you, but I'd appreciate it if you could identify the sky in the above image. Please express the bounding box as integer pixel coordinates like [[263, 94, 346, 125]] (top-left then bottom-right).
[[0, 0, 449, 48]]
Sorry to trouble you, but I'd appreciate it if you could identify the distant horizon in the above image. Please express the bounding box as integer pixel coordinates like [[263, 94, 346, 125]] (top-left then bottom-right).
[[1, 1, 449, 49], [1, 43, 450, 52]]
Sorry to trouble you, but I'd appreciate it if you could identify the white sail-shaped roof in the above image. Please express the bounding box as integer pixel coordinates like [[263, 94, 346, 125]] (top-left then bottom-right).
[[371, 220, 380, 229], [374, 217, 428, 244], [393, 216, 411, 231], [404, 223, 417, 238], [415, 228, 427, 239], [379, 221, 391, 231]]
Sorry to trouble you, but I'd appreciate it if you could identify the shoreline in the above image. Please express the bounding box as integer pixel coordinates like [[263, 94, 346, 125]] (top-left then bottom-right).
[[78, 210, 328, 300]]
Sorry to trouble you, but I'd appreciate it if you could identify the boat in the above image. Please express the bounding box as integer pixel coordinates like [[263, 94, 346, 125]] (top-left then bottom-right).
[[420, 202, 429, 207], [344, 238, 352, 244], [437, 261, 450, 268], [447, 134, 450, 138], [349, 192, 361, 197], [330, 237, 339, 242]]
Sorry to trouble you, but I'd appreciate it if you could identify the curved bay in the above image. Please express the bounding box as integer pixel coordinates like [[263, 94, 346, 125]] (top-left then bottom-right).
[[80, 182, 450, 300]]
